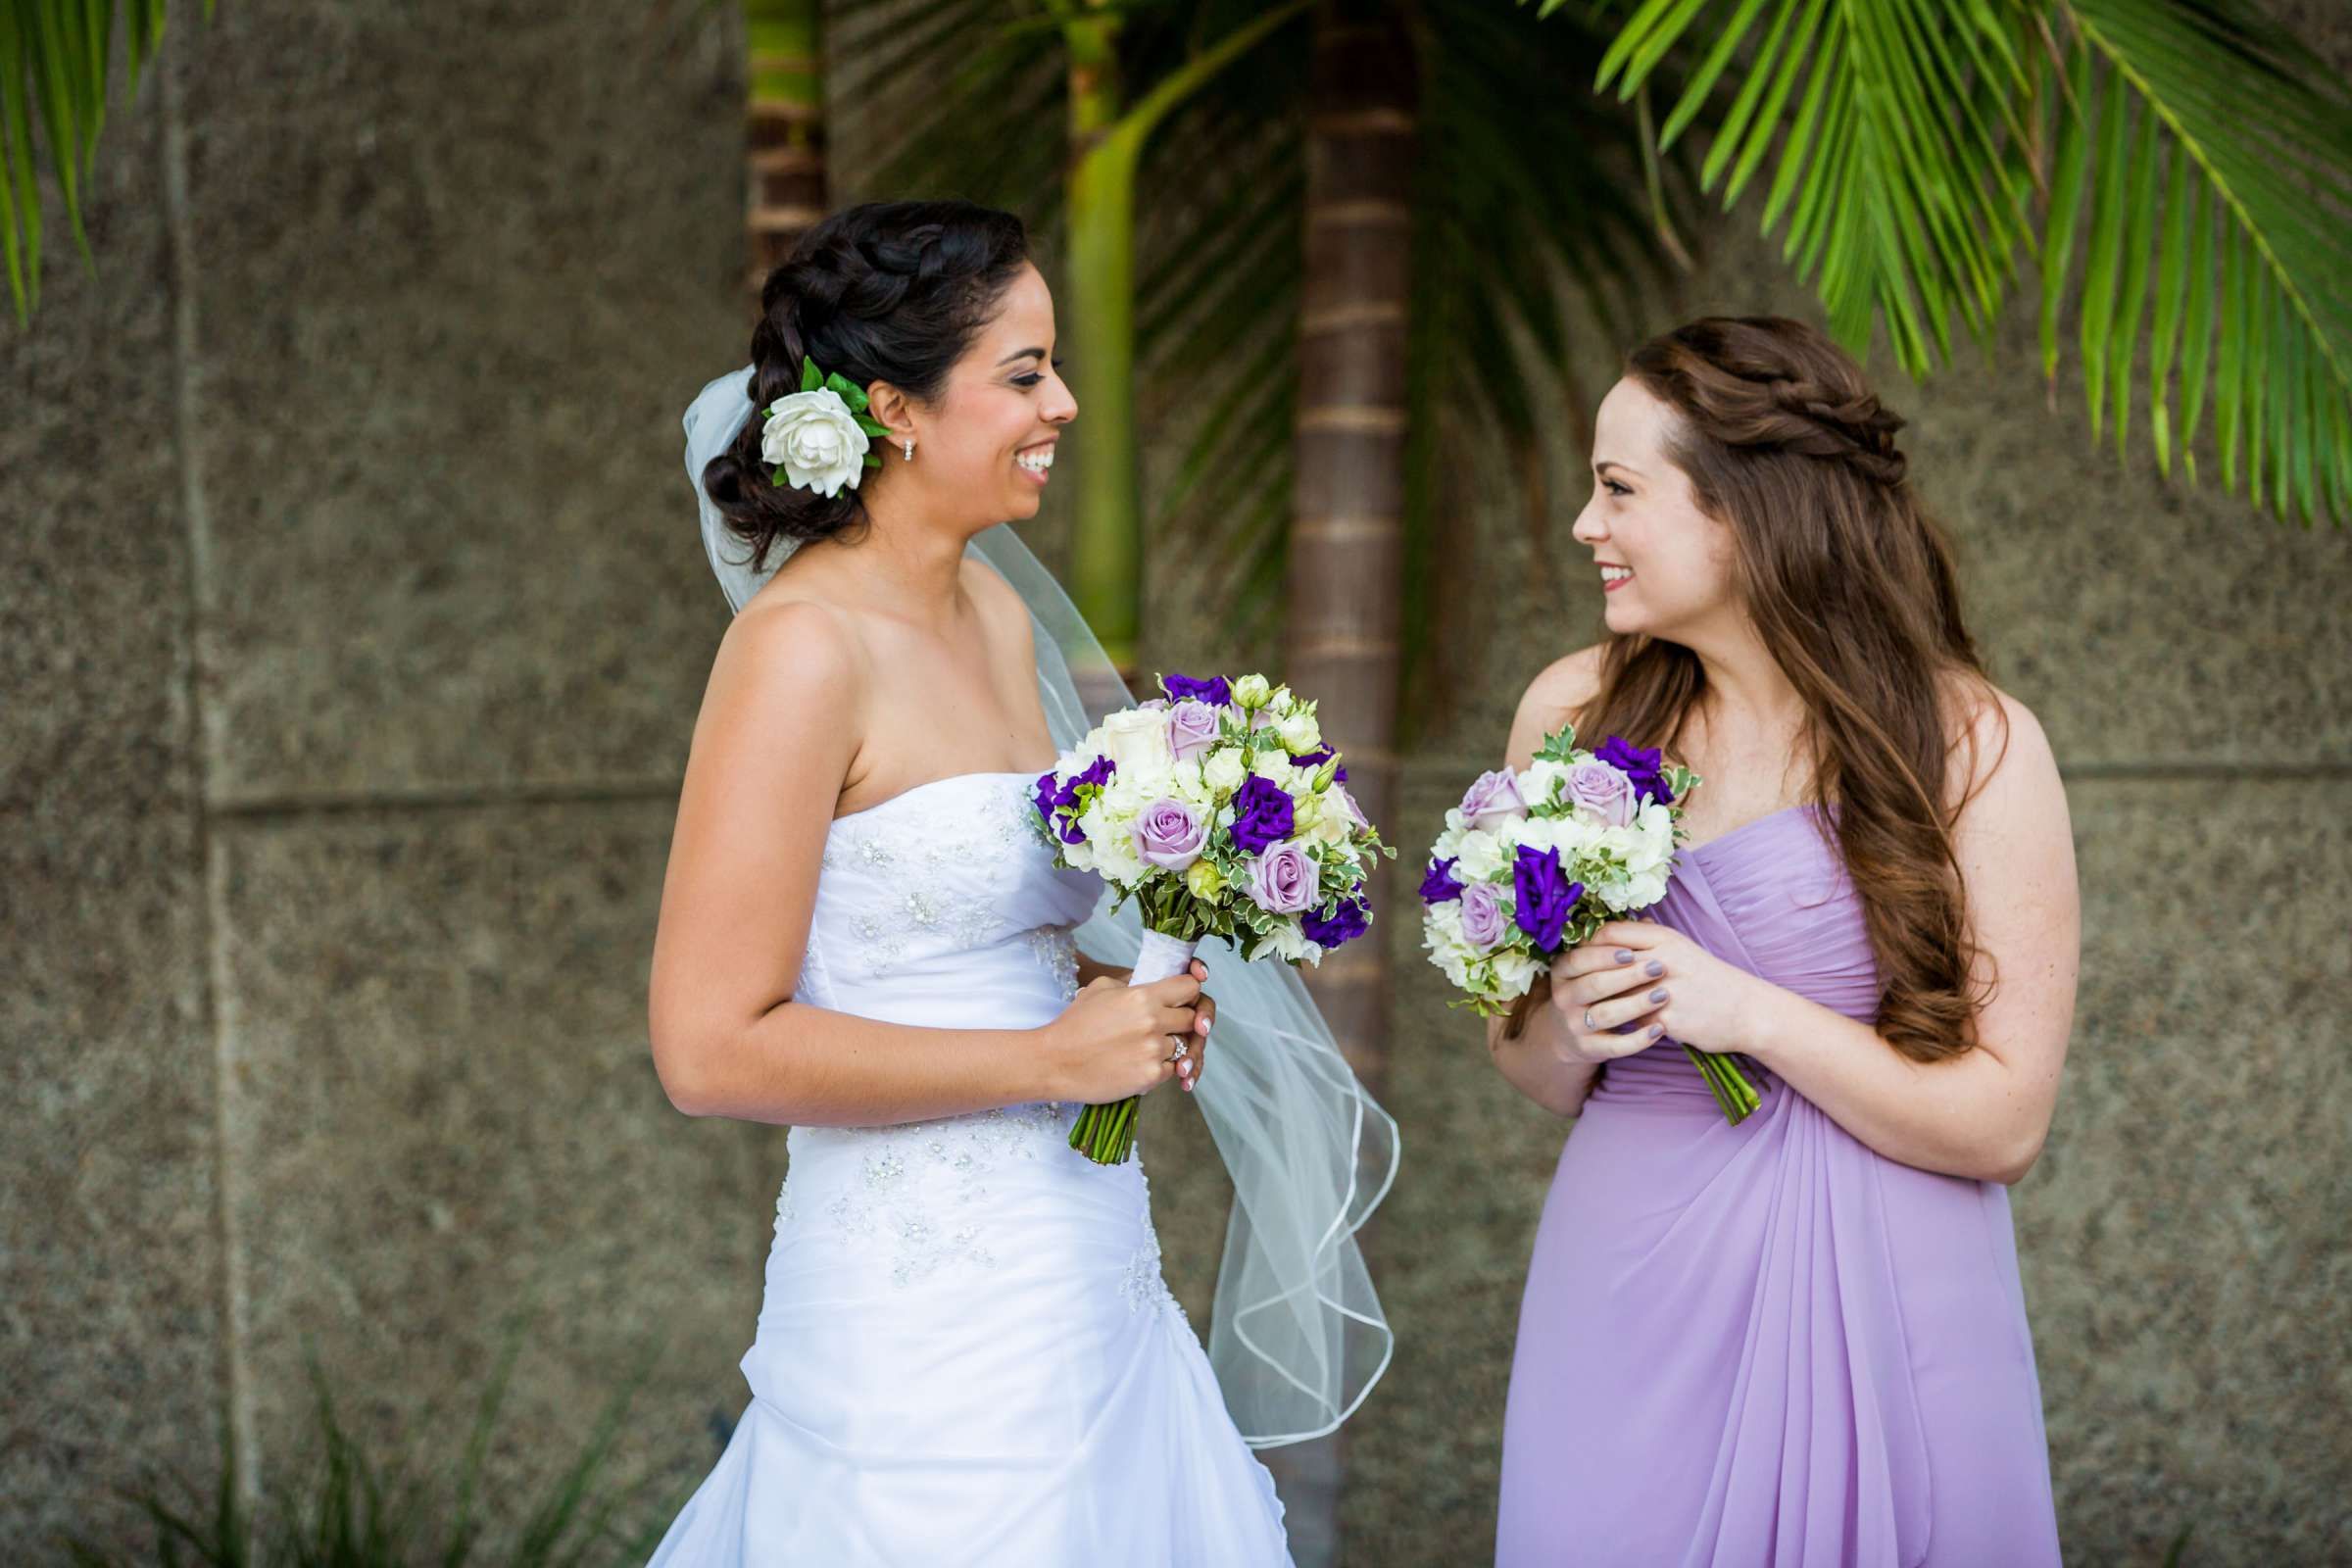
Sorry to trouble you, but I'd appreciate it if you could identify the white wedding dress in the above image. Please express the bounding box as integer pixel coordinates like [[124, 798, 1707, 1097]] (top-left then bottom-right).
[[647, 770, 1292, 1566]]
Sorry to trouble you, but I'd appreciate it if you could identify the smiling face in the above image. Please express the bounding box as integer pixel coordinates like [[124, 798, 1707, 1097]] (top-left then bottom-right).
[[894, 262, 1075, 528], [1572, 377, 1743, 644]]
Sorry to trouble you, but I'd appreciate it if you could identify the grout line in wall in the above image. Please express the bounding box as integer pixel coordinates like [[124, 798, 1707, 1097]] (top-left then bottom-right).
[[160, 26, 259, 1516], [211, 777, 686, 823]]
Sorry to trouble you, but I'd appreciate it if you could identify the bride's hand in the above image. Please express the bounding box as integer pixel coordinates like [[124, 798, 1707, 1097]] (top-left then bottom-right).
[[1041, 963, 1210, 1104]]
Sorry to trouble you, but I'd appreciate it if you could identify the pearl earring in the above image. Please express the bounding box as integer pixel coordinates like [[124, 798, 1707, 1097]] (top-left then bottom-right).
[[902, 437, 914, 462]]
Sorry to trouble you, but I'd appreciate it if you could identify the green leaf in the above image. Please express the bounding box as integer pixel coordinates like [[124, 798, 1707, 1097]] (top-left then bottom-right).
[[799, 356, 822, 393], [2039, 45, 2097, 381]]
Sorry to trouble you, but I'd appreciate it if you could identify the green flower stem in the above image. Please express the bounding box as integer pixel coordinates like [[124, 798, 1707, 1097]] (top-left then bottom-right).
[[1070, 1096, 1140, 1164], [1684, 1044, 1761, 1125]]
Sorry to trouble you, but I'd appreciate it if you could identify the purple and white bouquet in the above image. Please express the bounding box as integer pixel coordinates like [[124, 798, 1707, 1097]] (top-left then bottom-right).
[[1033, 671, 1393, 1163], [1419, 725, 1760, 1124]]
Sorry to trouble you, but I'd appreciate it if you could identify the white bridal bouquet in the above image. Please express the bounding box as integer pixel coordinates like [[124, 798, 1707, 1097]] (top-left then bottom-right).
[[1032, 672, 1392, 1163], [1419, 726, 1760, 1124]]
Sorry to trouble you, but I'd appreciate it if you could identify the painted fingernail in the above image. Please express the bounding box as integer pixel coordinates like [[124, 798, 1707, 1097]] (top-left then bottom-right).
[[1645, 959, 1665, 976], [1648, 1023, 1665, 1038], [1615, 949, 1635, 964], [1200, 1016, 1212, 1034], [1648, 988, 1668, 1004]]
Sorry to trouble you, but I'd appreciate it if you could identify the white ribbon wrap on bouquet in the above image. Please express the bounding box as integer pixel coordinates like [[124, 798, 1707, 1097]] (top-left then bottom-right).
[[1129, 928, 1202, 988], [685, 366, 1396, 1448]]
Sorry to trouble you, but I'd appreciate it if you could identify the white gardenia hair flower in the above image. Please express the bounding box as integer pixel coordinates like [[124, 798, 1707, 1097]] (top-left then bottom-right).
[[761, 356, 892, 498], [761, 388, 870, 498]]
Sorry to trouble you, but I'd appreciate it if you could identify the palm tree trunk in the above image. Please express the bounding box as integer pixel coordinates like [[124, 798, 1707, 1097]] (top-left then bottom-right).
[[1270, 8, 1414, 1559], [1285, 0, 1412, 1093], [744, 0, 827, 299]]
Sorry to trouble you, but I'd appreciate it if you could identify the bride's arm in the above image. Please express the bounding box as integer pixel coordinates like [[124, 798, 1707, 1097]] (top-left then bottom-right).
[[647, 601, 1191, 1126]]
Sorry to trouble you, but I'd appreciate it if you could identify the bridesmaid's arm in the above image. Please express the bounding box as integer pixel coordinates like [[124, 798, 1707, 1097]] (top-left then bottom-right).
[[1629, 692, 2079, 1184], [1485, 647, 1610, 1118]]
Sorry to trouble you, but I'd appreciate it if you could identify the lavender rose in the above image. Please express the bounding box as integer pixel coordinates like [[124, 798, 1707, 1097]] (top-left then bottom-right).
[[1565, 760, 1639, 827], [1302, 896, 1370, 950], [1229, 774, 1297, 856], [1247, 841, 1317, 914], [1593, 736, 1671, 806], [1458, 880, 1510, 952], [1161, 672, 1232, 708], [1167, 699, 1221, 762], [1512, 844, 1583, 954], [1419, 857, 1466, 905], [1459, 768, 1528, 831], [1132, 798, 1209, 869]]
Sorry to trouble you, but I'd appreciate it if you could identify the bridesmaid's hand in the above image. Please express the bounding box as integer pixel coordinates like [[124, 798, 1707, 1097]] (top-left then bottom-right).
[[1584, 921, 1775, 1056], [1546, 938, 1673, 1064]]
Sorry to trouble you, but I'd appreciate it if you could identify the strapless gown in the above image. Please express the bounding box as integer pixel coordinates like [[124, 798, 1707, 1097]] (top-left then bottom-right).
[[1496, 807, 2060, 1567], [647, 772, 1289, 1566]]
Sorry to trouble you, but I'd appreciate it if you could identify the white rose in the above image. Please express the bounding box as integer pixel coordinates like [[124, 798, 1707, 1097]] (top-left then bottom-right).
[[1203, 748, 1249, 796], [1083, 802, 1145, 885], [1232, 673, 1273, 709], [1266, 921, 1311, 961], [1250, 750, 1294, 783], [1519, 759, 1571, 811], [760, 389, 870, 498], [1454, 828, 1509, 882], [1276, 710, 1322, 753], [1101, 709, 1175, 777], [1490, 951, 1541, 999]]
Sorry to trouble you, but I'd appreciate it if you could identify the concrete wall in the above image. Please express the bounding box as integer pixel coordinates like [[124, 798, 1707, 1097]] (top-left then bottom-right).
[[5, 1, 2346, 1561]]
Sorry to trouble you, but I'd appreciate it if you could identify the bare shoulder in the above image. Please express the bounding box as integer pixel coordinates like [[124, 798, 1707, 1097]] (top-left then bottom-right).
[[1507, 646, 1608, 766], [1945, 675, 2057, 809], [710, 592, 868, 713]]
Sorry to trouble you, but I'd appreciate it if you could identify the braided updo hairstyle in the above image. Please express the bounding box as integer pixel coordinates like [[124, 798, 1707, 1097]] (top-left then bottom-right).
[[702, 200, 1032, 569], [1581, 316, 2001, 1064]]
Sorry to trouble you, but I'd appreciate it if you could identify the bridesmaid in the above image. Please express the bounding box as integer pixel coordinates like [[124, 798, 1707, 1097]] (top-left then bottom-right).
[[1490, 317, 2074, 1566]]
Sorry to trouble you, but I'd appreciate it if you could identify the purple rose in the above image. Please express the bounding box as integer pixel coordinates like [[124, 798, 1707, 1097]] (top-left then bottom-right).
[[1458, 880, 1509, 952], [1334, 784, 1370, 829], [1593, 736, 1671, 807], [1247, 841, 1317, 914], [1228, 774, 1296, 856], [1167, 699, 1221, 762], [1161, 672, 1232, 708], [1565, 760, 1638, 827], [1419, 857, 1465, 905], [1290, 744, 1348, 783], [1512, 844, 1583, 954], [1042, 755, 1116, 845], [1459, 768, 1528, 831], [1132, 797, 1209, 869], [1302, 896, 1370, 950]]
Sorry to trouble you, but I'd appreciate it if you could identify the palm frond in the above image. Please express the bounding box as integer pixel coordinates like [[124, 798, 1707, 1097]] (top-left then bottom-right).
[[0, 0, 194, 322], [1574, 0, 2352, 524]]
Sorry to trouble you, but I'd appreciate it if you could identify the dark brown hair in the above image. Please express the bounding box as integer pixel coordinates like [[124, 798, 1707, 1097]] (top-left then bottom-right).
[[702, 200, 1032, 567], [1571, 316, 2000, 1062]]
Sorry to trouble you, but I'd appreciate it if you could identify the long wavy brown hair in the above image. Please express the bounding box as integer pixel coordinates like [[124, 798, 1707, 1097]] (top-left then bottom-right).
[[1559, 317, 2001, 1062]]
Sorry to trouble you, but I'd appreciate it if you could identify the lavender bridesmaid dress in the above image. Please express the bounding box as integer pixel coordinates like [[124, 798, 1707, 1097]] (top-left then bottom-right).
[[1495, 807, 2059, 1568]]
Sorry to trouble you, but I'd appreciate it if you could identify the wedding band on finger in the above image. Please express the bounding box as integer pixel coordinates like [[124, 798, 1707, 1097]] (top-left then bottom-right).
[[1584, 1008, 1597, 1031]]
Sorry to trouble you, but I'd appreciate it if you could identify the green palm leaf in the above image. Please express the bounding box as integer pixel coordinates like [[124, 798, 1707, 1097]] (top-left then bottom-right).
[[1567, 0, 2352, 524], [1, 0, 196, 322]]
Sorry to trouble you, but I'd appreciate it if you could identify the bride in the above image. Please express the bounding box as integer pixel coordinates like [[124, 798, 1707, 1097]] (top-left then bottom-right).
[[644, 200, 1394, 1564]]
